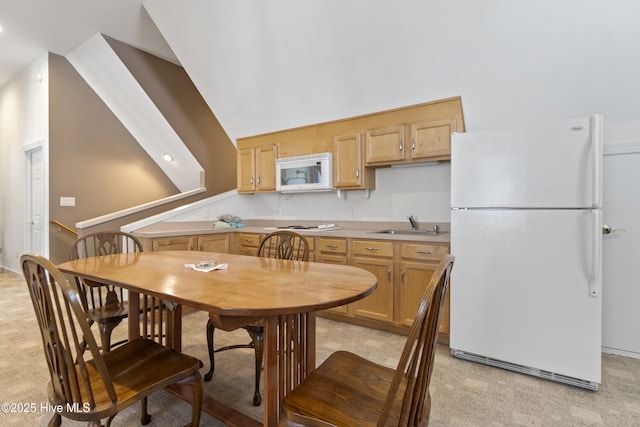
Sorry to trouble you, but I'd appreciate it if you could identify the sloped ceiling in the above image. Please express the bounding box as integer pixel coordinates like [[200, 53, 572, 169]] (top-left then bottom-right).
[[144, 0, 640, 143], [0, 0, 177, 88], [3, 1, 640, 144]]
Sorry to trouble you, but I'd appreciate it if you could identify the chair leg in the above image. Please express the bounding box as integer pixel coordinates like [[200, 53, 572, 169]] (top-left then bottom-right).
[[246, 327, 264, 406], [140, 396, 151, 425], [97, 319, 122, 353], [178, 371, 203, 427], [205, 318, 215, 381], [47, 413, 61, 427]]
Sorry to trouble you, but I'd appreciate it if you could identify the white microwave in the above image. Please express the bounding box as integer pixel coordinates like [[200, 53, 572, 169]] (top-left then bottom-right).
[[276, 152, 333, 193]]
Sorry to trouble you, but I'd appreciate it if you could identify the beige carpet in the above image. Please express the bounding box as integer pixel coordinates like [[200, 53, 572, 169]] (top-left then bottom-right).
[[1, 270, 639, 426]]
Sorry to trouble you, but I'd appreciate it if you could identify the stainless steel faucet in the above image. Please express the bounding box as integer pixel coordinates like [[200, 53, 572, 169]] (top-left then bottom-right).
[[408, 215, 418, 230]]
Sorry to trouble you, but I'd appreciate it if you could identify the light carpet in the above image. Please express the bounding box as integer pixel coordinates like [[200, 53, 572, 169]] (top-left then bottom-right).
[[1, 271, 639, 426]]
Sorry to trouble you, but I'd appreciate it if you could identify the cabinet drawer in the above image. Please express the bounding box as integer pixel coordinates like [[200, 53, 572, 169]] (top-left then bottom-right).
[[237, 233, 261, 247], [351, 240, 393, 258], [317, 238, 347, 254], [236, 233, 262, 256], [400, 243, 448, 261], [152, 237, 194, 251]]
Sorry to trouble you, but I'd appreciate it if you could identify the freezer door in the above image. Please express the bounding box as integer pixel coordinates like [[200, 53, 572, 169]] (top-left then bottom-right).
[[451, 114, 602, 209], [450, 208, 602, 384]]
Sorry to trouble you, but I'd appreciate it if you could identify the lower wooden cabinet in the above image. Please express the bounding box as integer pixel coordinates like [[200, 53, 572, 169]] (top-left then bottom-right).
[[141, 231, 450, 340], [151, 236, 195, 251], [316, 237, 450, 342], [142, 233, 230, 254], [317, 238, 348, 314], [398, 242, 450, 336], [350, 240, 394, 323], [197, 234, 230, 253], [236, 232, 262, 256]]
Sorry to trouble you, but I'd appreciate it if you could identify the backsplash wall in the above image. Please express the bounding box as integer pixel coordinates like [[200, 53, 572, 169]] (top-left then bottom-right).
[[148, 163, 452, 225]]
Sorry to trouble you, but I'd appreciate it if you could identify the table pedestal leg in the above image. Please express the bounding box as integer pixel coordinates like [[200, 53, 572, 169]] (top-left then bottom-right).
[[263, 312, 316, 427]]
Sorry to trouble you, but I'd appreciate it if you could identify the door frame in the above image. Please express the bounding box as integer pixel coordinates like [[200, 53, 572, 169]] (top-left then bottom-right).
[[601, 139, 640, 358], [23, 139, 48, 258]]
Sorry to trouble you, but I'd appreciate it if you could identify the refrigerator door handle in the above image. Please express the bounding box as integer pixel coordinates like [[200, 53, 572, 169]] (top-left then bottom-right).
[[590, 209, 602, 297], [591, 114, 603, 209]]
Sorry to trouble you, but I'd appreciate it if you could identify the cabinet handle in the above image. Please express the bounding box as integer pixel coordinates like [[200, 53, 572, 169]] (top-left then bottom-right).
[[199, 244, 203, 251], [250, 177, 254, 184], [365, 247, 379, 251], [326, 244, 338, 249], [387, 268, 392, 281], [356, 168, 360, 178], [417, 250, 434, 255], [257, 177, 261, 184], [245, 239, 254, 243], [412, 139, 416, 151], [399, 140, 404, 152], [401, 270, 405, 283]]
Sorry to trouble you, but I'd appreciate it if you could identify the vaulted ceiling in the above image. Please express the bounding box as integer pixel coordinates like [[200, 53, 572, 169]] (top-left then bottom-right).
[[3, 0, 640, 145]]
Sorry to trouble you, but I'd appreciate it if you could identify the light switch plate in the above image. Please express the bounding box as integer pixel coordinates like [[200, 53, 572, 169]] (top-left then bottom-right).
[[60, 197, 75, 207]]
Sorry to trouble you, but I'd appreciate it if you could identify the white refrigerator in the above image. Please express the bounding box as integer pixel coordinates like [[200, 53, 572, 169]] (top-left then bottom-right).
[[450, 114, 603, 390]]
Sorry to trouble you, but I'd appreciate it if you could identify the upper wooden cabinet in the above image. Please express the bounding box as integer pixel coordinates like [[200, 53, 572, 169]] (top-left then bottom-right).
[[333, 133, 375, 190], [237, 145, 278, 193], [408, 118, 457, 160], [236, 97, 465, 192], [364, 125, 405, 164], [365, 118, 458, 166]]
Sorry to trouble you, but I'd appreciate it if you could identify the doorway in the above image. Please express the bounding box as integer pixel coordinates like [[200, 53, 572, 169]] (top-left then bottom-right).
[[602, 149, 640, 358], [25, 143, 46, 257]]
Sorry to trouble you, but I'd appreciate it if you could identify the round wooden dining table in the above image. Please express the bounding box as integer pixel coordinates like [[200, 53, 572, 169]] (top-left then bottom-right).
[[58, 250, 377, 427]]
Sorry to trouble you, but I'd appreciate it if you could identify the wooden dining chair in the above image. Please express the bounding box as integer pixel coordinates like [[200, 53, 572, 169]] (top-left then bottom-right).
[[278, 254, 454, 427], [21, 254, 203, 427], [69, 231, 144, 352], [205, 231, 310, 406]]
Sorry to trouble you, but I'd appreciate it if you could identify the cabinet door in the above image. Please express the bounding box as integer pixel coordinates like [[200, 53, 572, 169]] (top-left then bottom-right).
[[237, 148, 256, 193], [152, 236, 194, 251], [409, 118, 456, 160], [198, 234, 230, 253], [256, 145, 277, 191], [316, 238, 348, 314], [398, 261, 441, 327], [334, 133, 364, 188], [318, 253, 349, 314], [365, 125, 405, 165], [351, 256, 393, 322]]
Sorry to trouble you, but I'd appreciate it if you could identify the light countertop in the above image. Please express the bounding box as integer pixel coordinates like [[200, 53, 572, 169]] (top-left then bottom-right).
[[132, 220, 450, 244]]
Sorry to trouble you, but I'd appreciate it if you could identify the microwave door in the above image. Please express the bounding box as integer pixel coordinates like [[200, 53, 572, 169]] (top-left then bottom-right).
[[276, 152, 333, 192], [280, 161, 322, 187]]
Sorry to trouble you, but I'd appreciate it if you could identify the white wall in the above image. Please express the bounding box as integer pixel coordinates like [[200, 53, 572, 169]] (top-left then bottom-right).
[[145, 0, 640, 143], [0, 55, 49, 272]]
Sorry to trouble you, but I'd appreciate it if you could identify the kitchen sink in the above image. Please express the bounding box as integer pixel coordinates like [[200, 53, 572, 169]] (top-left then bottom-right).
[[370, 229, 448, 236]]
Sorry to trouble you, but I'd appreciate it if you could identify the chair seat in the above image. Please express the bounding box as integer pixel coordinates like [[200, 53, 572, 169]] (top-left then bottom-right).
[[86, 302, 129, 323], [51, 338, 203, 421], [282, 351, 408, 427]]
